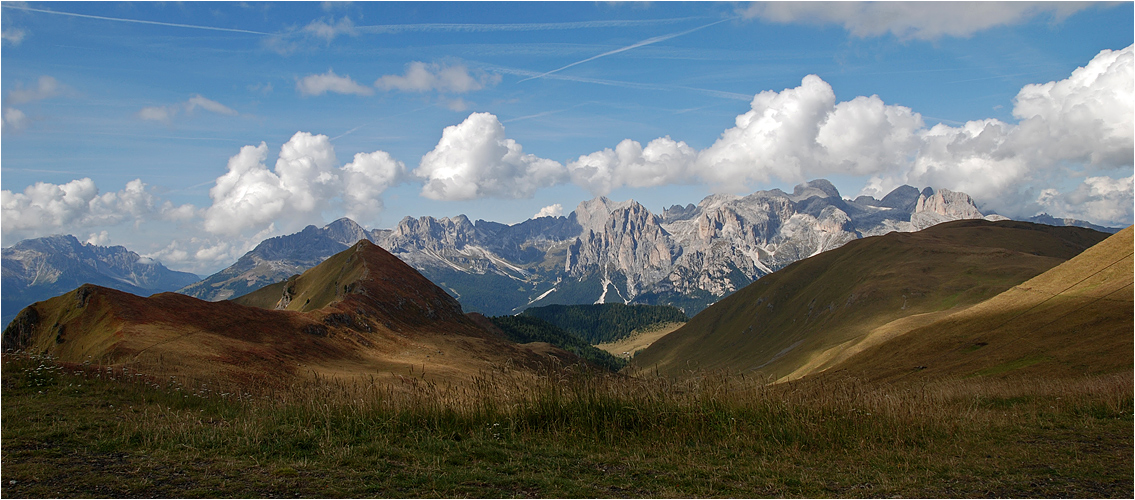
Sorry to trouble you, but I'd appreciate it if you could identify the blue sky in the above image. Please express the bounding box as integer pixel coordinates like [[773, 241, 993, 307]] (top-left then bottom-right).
[[2, 1, 1132, 274]]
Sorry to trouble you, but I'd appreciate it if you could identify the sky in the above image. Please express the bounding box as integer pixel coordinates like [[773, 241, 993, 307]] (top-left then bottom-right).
[[2, 1, 1133, 275]]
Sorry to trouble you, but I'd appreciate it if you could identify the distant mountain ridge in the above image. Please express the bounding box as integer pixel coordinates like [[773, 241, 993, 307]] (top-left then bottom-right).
[[2, 239, 573, 385], [182, 179, 1025, 315], [2, 235, 199, 328]]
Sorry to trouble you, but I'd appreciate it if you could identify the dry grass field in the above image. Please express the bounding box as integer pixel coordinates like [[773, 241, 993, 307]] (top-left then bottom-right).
[[595, 321, 684, 358], [2, 352, 1130, 497]]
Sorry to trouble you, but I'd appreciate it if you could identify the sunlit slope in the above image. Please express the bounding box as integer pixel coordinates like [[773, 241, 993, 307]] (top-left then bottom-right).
[[3, 241, 566, 385], [822, 225, 1133, 382], [630, 220, 1110, 379]]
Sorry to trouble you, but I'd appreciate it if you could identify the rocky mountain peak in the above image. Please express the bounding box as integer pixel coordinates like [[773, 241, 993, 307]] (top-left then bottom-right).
[[789, 179, 841, 201], [878, 185, 921, 211], [322, 217, 370, 246]]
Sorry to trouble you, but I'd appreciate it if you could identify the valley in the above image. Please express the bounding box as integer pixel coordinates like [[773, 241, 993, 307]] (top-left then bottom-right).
[[2, 195, 1131, 498]]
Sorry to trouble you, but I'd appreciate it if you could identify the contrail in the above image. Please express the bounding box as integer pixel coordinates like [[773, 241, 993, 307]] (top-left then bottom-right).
[[518, 18, 734, 83], [3, 4, 272, 35], [492, 66, 752, 101], [331, 124, 367, 141], [352, 17, 710, 34], [3, 5, 707, 38]]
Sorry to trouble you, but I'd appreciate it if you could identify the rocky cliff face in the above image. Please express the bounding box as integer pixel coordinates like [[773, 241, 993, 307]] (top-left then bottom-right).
[[179, 179, 1011, 316], [2, 235, 199, 328]]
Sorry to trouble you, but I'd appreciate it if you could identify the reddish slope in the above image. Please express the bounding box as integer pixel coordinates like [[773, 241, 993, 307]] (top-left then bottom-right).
[[3, 240, 562, 386]]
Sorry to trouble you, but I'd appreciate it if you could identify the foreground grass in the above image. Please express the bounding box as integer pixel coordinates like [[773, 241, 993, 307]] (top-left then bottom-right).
[[2, 353, 1131, 498]]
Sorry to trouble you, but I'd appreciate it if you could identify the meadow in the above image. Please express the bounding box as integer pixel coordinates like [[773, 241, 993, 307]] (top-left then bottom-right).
[[2, 352, 1131, 498]]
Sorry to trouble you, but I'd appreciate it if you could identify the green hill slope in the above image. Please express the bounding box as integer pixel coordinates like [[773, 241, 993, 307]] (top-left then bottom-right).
[[519, 303, 688, 344], [478, 314, 627, 372], [630, 220, 1110, 379], [822, 225, 1132, 382]]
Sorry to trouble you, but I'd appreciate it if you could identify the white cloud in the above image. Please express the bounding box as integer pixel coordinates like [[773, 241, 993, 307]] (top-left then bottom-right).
[[533, 204, 563, 219], [1009, 45, 1134, 169], [137, 94, 239, 122], [203, 142, 290, 235], [2, 28, 26, 45], [342, 150, 406, 222], [303, 16, 356, 42], [6, 76, 64, 104], [0, 178, 191, 243], [742, 1, 1093, 40], [296, 69, 374, 96], [566, 44, 1132, 225], [569, 136, 698, 196], [376, 61, 501, 94], [2, 107, 29, 132], [415, 112, 566, 201], [1037, 176, 1134, 226], [137, 105, 177, 123], [901, 45, 1133, 217], [694, 74, 923, 189], [186, 94, 238, 115], [203, 132, 405, 236], [445, 98, 470, 112], [86, 231, 111, 246]]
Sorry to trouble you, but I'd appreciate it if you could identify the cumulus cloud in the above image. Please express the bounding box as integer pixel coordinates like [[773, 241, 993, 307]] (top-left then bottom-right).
[[569, 136, 698, 196], [342, 150, 406, 222], [742, 1, 1093, 40], [296, 69, 374, 96], [0, 178, 195, 243], [203, 132, 406, 236], [376, 61, 501, 94], [1037, 176, 1134, 226], [415, 112, 566, 201], [566, 45, 1132, 225], [694, 75, 922, 189], [137, 94, 239, 123], [533, 204, 563, 219], [899, 45, 1133, 216], [1009, 45, 1134, 169]]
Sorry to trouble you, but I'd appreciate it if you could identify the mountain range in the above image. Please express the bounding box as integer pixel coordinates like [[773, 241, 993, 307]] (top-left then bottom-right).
[[2, 179, 1121, 328], [179, 180, 1027, 317], [2, 235, 199, 329], [2, 239, 574, 385]]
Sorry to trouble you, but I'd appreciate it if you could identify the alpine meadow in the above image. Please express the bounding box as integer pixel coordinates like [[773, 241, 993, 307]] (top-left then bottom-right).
[[2, 2, 1133, 498]]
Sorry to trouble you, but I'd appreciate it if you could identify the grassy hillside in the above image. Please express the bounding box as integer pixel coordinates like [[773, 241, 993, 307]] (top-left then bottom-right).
[[520, 303, 688, 344], [631, 220, 1110, 379], [4, 352, 1130, 497], [1, 241, 574, 387], [821, 225, 1132, 382]]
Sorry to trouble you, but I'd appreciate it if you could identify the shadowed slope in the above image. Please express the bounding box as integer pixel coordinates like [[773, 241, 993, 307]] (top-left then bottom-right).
[[3, 241, 563, 386], [821, 225, 1133, 382], [630, 220, 1110, 380]]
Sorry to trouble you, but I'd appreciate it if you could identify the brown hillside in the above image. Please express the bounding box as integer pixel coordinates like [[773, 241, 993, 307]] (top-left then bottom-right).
[[630, 220, 1111, 380], [2, 240, 565, 386], [821, 225, 1133, 383]]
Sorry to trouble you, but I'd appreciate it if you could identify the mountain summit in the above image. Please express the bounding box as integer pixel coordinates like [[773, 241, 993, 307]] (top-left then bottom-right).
[[3, 240, 564, 385]]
